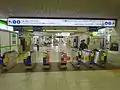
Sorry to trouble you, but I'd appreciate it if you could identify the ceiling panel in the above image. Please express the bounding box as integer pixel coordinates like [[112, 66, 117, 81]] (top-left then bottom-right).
[[0, 0, 120, 18]]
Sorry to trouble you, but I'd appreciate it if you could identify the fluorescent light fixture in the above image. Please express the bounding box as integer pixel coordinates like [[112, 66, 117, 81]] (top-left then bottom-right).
[[56, 32, 70, 36], [44, 30, 78, 32], [61, 33, 70, 36], [45, 30, 63, 32], [15, 31, 19, 33], [0, 18, 7, 21], [63, 30, 78, 32], [8, 26, 14, 31], [28, 29, 33, 31], [0, 19, 7, 22]]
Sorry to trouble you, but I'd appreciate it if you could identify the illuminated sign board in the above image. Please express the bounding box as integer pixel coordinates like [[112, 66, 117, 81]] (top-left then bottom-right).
[[7, 18, 116, 27], [0, 20, 13, 31]]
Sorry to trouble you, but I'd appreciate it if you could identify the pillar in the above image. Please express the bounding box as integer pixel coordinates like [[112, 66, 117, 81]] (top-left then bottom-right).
[[24, 27, 31, 51]]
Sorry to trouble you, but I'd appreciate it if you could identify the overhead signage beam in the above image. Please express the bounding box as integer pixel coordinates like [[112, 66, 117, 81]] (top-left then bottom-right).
[[7, 18, 116, 27]]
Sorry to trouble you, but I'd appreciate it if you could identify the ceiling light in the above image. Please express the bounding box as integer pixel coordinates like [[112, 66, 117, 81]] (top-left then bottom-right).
[[0, 19, 7, 21], [44, 30, 63, 32]]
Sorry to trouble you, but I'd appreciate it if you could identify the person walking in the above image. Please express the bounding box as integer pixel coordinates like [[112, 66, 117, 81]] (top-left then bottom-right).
[[79, 40, 88, 50]]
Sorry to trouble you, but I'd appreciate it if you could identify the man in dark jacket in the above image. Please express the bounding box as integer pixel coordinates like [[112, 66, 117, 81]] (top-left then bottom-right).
[[79, 40, 88, 50]]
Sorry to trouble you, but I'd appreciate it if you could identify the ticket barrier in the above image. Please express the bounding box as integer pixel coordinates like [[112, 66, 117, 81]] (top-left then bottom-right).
[[53, 39, 58, 46], [99, 50, 107, 66], [43, 51, 50, 69], [2, 50, 18, 71], [24, 50, 36, 70], [81, 49, 91, 64], [89, 51, 95, 68], [80, 49, 98, 68], [59, 52, 70, 69], [93, 49, 107, 67], [79, 49, 108, 68], [72, 56, 81, 68], [71, 50, 81, 68], [0, 55, 3, 72]]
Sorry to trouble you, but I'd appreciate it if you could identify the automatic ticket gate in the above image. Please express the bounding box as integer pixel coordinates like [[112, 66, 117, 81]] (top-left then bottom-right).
[[42, 51, 50, 69], [71, 49, 81, 68], [59, 51, 70, 69], [24, 50, 36, 70]]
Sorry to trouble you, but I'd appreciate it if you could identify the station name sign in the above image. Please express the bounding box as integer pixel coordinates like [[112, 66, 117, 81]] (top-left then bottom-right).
[[7, 18, 116, 27]]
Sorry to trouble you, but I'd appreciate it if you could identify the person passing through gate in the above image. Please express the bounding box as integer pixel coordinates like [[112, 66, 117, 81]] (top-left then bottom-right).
[[79, 40, 88, 50]]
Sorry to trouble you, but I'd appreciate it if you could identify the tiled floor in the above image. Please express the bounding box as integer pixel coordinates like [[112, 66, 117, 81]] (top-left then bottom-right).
[[1, 44, 120, 90], [0, 70, 120, 90]]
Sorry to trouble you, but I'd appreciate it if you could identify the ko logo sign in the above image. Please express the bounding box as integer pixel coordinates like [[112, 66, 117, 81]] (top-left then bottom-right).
[[12, 20, 21, 24], [105, 21, 112, 25]]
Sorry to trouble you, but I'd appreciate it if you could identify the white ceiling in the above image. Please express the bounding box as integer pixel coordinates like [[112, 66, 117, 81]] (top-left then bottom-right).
[[0, 0, 120, 18]]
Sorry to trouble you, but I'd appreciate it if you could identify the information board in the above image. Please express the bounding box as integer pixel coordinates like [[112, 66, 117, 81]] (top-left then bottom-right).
[[8, 18, 116, 27]]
